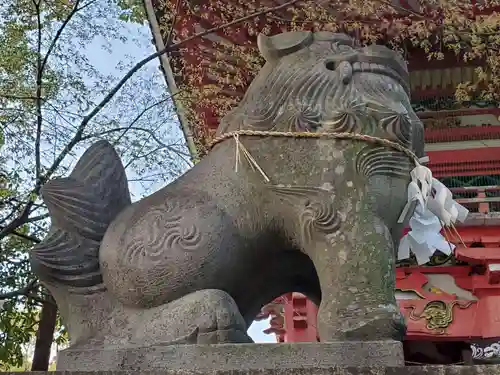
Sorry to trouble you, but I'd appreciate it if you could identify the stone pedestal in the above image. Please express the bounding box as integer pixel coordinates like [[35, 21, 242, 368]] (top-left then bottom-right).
[[56, 341, 403, 371], [5, 367, 500, 375]]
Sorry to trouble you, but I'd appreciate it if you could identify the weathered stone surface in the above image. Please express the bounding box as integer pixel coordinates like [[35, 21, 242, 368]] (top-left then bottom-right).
[[30, 31, 426, 363], [56, 341, 403, 371], [4, 366, 500, 375]]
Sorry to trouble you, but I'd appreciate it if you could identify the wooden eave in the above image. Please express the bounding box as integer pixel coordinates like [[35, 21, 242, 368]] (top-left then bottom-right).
[[148, 0, 491, 150]]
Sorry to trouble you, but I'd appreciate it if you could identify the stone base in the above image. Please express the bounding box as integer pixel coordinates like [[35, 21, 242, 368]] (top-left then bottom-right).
[[56, 341, 403, 371], [6, 367, 500, 375]]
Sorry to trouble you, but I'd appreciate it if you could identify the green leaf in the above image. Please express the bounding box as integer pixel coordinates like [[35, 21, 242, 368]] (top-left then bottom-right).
[[0, 0, 188, 368], [0, 126, 4, 148]]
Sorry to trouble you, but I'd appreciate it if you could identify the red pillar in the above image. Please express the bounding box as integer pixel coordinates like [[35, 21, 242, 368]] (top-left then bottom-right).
[[282, 292, 319, 342]]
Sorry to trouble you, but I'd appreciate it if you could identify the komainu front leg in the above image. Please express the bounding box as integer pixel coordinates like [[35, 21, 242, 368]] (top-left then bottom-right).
[[311, 212, 405, 342], [280, 187, 405, 342]]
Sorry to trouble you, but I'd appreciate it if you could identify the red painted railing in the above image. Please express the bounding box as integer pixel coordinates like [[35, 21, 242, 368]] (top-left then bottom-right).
[[450, 186, 500, 214]]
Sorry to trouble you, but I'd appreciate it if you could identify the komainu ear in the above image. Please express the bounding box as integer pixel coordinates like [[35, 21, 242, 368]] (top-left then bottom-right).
[[257, 31, 313, 62], [314, 31, 355, 46]]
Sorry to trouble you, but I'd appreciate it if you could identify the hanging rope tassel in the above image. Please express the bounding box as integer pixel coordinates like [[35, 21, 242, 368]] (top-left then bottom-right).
[[398, 174, 470, 265], [234, 134, 240, 173], [233, 134, 270, 183]]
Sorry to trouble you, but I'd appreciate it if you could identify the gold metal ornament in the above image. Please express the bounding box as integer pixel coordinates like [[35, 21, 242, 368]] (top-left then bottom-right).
[[407, 300, 474, 334]]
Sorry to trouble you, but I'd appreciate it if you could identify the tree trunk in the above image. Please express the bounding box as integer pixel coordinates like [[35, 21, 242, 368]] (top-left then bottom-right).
[[31, 294, 57, 371]]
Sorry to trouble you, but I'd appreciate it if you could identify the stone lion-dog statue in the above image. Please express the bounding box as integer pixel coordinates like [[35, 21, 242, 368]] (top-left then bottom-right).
[[31, 31, 425, 351]]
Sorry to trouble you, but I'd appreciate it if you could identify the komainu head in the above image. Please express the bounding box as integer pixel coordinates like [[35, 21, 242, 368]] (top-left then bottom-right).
[[218, 31, 424, 157]]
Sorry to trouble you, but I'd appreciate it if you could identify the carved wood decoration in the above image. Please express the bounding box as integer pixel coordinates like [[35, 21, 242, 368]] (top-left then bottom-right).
[[406, 300, 475, 335]]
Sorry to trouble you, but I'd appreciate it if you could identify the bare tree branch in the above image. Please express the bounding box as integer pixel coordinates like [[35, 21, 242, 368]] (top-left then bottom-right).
[[172, 0, 302, 50], [0, 202, 35, 240], [0, 279, 38, 300], [34, 0, 89, 182], [164, 0, 182, 47], [376, 0, 426, 19], [112, 96, 173, 145], [26, 213, 49, 223], [124, 146, 165, 168], [82, 126, 190, 157], [77, 0, 301, 135], [0, 0, 301, 242], [33, 0, 43, 180], [128, 172, 170, 182], [0, 225, 41, 243], [0, 94, 44, 101], [17, 0, 297, 194], [0, 280, 55, 306], [39, 0, 83, 75]]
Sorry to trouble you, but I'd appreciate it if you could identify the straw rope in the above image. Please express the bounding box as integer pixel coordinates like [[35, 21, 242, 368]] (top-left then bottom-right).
[[208, 130, 421, 166], [209, 129, 467, 252]]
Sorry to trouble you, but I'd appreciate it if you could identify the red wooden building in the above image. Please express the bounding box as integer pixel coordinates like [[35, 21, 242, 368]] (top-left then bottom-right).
[[144, 0, 500, 366]]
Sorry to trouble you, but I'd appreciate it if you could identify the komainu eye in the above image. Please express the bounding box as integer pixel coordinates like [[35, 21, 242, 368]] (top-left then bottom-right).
[[325, 60, 337, 71]]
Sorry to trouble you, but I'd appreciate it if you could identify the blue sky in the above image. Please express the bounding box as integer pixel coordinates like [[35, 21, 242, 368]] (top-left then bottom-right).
[[248, 320, 275, 343]]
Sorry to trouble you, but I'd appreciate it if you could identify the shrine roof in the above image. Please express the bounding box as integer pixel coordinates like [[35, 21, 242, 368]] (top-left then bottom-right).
[[144, 0, 485, 158]]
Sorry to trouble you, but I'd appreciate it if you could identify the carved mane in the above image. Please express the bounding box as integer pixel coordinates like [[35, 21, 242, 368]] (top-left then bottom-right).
[[217, 31, 424, 158]]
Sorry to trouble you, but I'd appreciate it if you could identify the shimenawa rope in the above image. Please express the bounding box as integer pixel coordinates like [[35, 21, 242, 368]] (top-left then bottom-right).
[[209, 129, 467, 249], [209, 129, 422, 166]]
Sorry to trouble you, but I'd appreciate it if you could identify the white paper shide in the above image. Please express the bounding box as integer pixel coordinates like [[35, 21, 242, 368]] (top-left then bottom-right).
[[397, 164, 469, 265]]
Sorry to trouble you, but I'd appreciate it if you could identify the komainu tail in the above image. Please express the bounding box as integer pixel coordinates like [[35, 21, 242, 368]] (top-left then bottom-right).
[[31, 140, 131, 293]]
